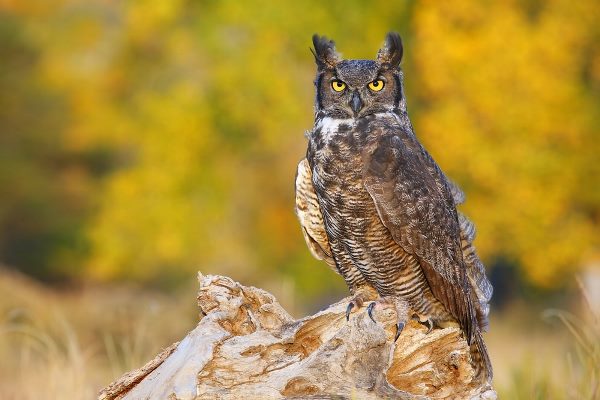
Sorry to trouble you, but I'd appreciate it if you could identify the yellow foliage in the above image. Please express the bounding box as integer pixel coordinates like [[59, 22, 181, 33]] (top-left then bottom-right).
[[0, 0, 598, 296], [411, 0, 600, 287]]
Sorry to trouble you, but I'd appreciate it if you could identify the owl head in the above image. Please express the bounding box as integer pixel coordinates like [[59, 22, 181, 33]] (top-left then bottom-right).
[[311, 32, 405, 119]]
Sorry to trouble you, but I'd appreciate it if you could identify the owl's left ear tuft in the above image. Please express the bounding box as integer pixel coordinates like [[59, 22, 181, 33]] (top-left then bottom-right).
[[311, 34, 340, 69], [377, 32, 403, 67]]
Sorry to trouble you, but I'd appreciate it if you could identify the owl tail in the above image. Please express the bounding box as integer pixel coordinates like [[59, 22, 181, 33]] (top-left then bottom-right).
[[470, 330, 493, 384]]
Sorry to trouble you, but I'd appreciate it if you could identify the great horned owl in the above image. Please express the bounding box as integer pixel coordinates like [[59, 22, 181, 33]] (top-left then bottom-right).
[[295, 32, 493, 382]]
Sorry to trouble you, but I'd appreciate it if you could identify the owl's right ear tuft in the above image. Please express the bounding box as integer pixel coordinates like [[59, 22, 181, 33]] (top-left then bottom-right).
[[311, 34, 340, 69]]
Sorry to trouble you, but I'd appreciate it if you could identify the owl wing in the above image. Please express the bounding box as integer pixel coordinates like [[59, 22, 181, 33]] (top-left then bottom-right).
[[458, 212, 493, 331], [448, 178, 493, 331], [450, 182, 466, 206], [446, 173, 493, 331], [362, 129, 477, 343], [295, 158, 337, 270]]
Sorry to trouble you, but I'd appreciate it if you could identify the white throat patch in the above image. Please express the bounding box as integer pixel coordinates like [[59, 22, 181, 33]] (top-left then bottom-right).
[[315, 117, 355, 141]]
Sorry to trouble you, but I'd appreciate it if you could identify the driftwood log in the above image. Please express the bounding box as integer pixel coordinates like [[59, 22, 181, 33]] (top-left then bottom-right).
[[99, 274, 496, 400]]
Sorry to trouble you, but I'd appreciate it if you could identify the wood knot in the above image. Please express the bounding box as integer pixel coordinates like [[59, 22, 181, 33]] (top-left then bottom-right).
[[281, 376, 320, 397]]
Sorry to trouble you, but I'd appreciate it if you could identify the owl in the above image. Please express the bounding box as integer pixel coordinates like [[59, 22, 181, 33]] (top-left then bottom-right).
[[295, 32, 493, 382]]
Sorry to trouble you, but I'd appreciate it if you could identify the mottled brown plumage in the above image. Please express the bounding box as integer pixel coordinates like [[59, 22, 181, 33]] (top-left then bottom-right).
[[295, 32, 493, 382]]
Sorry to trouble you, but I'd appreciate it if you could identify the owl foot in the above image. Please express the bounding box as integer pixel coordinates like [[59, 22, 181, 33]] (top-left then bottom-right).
[[345, 286, 379, 321], [364, 297, 409, 341], [345, 297, 372, 321], [411, 314, 434, 334]]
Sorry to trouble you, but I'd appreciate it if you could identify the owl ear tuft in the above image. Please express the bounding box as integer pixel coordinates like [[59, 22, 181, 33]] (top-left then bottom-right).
[[311, 34, 340, 69], [377, 32, 403, 67]]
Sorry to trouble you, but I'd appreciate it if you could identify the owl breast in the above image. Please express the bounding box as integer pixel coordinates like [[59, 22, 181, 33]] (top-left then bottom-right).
[[307, 115, 451, 321]]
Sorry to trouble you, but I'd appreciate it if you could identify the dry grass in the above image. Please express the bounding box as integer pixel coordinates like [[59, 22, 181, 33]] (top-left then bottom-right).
[[486, 278, 600, 400], [0, 269, 197, 400], [538, 279, 599, 400], [0, 269, 597, 399]]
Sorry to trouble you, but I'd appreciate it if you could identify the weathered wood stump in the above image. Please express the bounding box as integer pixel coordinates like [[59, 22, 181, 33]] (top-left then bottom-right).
[[99, 274, 496, 399]]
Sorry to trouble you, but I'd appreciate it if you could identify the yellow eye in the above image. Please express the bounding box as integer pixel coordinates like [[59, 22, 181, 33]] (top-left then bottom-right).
[[331, 80, 346, 92], [368, 79, 385, 91]]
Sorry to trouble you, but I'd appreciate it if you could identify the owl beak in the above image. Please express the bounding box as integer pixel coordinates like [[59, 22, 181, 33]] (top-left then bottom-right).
[[350, 92, 363, 115]]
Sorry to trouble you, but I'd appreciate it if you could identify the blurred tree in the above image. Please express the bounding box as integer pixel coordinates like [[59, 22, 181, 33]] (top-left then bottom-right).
[[0, 0, 598, 306], [0, 10, 103, 280]]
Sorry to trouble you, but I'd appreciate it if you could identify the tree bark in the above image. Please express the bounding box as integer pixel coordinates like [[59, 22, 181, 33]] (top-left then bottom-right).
[[98, 274, 496, 400]]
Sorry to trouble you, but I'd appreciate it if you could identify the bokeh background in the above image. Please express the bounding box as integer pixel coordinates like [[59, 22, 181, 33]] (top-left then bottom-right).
[[1, 0, 599, 398]]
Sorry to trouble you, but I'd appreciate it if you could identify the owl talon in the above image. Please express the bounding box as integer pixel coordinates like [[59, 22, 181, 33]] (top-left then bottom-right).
[[367, 302, 376, 323], [345, 302, 354, 321], [422, 318, 433, 334], [394, 322, 405, 342], [411, 314, 433, 334]]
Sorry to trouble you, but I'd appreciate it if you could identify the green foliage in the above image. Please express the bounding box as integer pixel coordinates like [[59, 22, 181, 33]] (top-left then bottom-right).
[[0, 0, 598, 301], [0, 10, 94, 280]]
